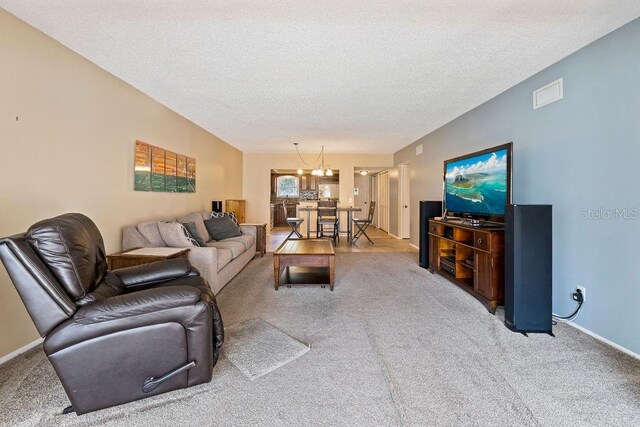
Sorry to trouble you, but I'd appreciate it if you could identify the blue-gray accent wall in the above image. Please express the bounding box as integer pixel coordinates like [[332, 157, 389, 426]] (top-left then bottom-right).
[[394, 18, 640, 355]]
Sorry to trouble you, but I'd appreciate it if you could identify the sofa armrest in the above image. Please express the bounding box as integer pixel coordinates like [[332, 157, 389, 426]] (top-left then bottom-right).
[[112, 258, 195, 290], [73, 286, 201, 324], [121, 225, 151, 251], [240, 224, 257, 238]]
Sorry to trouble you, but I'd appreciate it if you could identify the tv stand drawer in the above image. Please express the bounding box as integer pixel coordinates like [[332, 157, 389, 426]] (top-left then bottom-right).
[[474, 231, 491, 251], [429, 222, 443, 236]]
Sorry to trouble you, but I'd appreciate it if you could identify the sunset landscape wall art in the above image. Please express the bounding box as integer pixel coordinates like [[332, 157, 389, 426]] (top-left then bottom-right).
[[134, 140, 196, 192]]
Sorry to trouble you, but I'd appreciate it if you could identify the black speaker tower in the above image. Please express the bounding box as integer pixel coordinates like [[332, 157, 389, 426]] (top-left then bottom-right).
[[504, 204, 553, 335], [419, 201, 442, 269]]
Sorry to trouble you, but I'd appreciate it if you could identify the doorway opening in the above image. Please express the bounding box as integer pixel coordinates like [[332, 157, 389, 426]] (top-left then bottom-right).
[[354, 167, 389, 232]]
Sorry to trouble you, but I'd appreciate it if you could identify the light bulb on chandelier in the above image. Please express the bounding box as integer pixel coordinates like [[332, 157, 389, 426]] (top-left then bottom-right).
[[295, 143, 332, 177]]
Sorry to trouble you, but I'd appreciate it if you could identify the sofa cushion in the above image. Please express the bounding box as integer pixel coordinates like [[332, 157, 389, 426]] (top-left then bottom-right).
[[177, 213, 211, 242], [136, 220, 167, 247], [204, 217, 242, 241], [224, 234, 255, 250], [216, 249, 233, 272], [206, 240, 246, 259], [158, 221, 200, 248]]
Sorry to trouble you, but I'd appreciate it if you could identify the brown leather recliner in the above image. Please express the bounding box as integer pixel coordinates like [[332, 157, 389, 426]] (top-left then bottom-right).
[[0, 213, 224, 415]]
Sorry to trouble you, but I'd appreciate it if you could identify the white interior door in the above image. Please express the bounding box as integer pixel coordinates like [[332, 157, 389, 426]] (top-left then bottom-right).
[[400, 164, 411, 239], [378, 171, 389, 232], [370, 175, 378, 227]]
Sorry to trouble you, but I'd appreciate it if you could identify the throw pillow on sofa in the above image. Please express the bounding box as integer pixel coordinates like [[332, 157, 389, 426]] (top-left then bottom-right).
[[204, 216, 243, 241], [181, 222, 207, 247], [158, 221, 200, 247], [209, 211, 241, 231]]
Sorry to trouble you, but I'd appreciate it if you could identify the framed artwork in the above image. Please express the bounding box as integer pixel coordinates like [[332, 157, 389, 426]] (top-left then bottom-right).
[[165, 151, 177, 192], [151, 145, 166, 192], [186, 157, 196, 192], [176, 155, 188, 192], [134, 142, 151, 191], [135, 140, 196, 193]]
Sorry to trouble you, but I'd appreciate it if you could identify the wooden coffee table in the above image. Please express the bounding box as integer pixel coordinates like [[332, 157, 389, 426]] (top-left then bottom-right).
[[273, 239, 335, 290]]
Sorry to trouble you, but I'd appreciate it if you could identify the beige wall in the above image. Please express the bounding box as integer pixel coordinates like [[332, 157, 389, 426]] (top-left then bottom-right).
[[243, 153, 393, 226], [0, 10, 243, 358]]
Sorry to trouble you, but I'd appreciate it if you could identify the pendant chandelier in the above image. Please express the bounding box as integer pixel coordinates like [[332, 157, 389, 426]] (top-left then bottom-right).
[[294, 143, 333, 177]]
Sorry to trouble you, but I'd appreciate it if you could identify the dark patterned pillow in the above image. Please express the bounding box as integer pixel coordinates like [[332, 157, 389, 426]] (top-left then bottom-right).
[[157, 221, 199, 247], [210, 211, 241, 231], [204, 216, 243, 241], [180, 222, 206, 247]]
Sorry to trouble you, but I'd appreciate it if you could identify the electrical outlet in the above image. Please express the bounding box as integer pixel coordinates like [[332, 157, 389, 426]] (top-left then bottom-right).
[[577, 286, 586, 302]]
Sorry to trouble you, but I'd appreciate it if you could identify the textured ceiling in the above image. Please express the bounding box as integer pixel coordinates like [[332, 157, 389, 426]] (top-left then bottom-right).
[[3, 1, 640, 154]]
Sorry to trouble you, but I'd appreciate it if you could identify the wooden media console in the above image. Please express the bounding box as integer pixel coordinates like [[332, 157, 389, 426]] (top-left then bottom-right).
[[428, 219, 505, 313]]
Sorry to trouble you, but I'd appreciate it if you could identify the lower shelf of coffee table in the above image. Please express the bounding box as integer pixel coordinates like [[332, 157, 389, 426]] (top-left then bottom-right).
[[278, 266, 331, 286]]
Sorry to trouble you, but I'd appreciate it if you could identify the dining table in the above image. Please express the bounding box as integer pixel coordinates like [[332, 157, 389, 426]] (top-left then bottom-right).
[[298, 206, 362, 245]]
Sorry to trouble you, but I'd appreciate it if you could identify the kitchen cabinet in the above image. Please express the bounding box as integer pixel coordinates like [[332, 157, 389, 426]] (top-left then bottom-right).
[[318, 175, 339, 184], [274, 203, 298, 227], [300, 174, 317, 191]]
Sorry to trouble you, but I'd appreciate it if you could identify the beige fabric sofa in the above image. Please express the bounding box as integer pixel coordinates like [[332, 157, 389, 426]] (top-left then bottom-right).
[[122, 211, 256, 294]]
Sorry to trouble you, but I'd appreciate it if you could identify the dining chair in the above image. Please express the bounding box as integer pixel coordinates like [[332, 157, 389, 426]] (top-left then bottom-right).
[[283, 201, 304, 241], [352, 201, 376, 244], [317, 200, 339, 244]]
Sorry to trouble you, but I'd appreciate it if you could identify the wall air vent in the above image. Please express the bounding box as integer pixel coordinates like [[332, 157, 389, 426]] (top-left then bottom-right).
[[533, 78, 563, 109], [416, 144, 423, 155]]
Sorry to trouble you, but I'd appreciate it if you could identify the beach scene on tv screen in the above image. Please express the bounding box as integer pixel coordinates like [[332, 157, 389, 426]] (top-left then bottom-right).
[[445, 148, 508, 216]]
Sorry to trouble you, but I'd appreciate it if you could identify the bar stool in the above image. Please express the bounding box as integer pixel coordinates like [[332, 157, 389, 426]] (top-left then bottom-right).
[[283, 201, 304, 240], [317, 200, 339, 244], [352, 201, 376, 245]]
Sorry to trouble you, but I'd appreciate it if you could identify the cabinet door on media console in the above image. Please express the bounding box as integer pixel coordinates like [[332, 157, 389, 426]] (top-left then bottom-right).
[[429, 235, 439, 269], [474, 252, 492, 299], [474, 251, 503, 301]]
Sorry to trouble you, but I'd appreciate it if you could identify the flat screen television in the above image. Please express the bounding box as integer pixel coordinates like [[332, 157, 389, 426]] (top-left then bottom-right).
[[443, 142, 512, 222]]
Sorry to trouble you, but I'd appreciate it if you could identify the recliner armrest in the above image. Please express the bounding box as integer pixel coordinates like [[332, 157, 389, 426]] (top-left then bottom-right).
[[74, 286, 201, 324], [112, 258, 196, 289]]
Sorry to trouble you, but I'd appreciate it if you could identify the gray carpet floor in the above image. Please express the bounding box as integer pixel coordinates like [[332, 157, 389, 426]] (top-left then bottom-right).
[[1, 252, 639, 426]]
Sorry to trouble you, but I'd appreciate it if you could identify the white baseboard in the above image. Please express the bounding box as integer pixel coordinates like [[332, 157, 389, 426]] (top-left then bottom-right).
[[559, 320, 639, 361], [0, 338, 44, 366], [409, 243, 419, 250]]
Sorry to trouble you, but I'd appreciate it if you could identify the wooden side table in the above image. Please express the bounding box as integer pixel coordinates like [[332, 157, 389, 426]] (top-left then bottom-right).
[[243, 223, 267, 257], [107, 247, 190, 270], [225, 199, 246, 223]]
